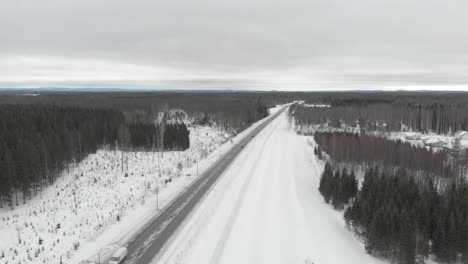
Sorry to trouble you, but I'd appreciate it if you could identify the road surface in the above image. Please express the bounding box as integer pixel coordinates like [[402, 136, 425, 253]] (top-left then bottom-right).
[[124, 106, 287, 264], [155, 110, 387, 264]]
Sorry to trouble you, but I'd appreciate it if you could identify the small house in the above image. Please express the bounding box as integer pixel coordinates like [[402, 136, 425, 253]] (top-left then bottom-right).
[[454, 130, 468, 140], [423, 138, 446, 148], [404, 132, 421, 140]]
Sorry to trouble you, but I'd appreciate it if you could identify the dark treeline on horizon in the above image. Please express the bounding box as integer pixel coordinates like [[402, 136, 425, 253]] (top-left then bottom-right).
[[294, 95, 468, 134], [0, 91, 276, 132], [8, 91, 468, 133]]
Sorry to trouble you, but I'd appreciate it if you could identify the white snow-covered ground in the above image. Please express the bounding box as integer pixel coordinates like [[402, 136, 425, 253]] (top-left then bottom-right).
[[0, 106, 285, 264], [155, 111, 387, 264]]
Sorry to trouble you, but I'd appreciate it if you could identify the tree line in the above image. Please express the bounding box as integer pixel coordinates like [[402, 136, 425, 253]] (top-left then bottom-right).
[[295, 102, 468, 134], [314, 132, 468, 179], [1, 91, 275, 133], [0, 104, 189, 208], [127, 123, 190, 150]]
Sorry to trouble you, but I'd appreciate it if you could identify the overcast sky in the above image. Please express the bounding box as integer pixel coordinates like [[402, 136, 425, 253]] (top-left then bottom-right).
[[1, 0, 468, 90]]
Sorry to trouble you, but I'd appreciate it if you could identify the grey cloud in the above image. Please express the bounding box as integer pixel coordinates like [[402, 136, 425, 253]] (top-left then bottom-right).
[[1, 0, 468, 89]]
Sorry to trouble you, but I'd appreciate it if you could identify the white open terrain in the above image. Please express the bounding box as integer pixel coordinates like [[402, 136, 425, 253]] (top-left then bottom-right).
[[155, 111, 387, 264], [0, 124, 232, 264]]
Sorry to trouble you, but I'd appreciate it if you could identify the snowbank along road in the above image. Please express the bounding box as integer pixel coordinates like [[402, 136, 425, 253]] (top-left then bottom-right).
[[123, 106, 288, 264], [155, 110, 388, 264]]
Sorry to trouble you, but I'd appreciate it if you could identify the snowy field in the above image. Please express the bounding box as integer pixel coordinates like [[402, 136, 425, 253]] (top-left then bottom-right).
[[0, 106, 285, 264], [155, 111, 387, 264]]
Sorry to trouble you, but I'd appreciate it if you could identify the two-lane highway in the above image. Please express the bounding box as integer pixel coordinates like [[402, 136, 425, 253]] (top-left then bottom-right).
[[153, 106, 386, 264], [124, 106, 287, 264]]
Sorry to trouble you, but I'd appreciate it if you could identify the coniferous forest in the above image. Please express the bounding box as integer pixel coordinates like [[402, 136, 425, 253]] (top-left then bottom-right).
[[294, 94, 468, 134], [314, 132, 468, 180], [0, 91, 274, 208], [320, 164, 468, 264], [0, 104, 190, 207], [316, 134, 468, 263]]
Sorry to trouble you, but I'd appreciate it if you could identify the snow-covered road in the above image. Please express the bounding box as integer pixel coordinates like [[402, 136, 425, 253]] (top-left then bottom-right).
[[155, 111, 387, 264]]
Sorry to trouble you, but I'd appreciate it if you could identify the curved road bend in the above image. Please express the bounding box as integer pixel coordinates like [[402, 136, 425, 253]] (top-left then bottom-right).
[[124, 106, 287, 264]]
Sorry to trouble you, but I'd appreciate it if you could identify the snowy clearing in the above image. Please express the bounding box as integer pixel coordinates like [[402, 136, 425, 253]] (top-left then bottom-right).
[[0, 125, 229, 264], [155, 111, 387, 264]]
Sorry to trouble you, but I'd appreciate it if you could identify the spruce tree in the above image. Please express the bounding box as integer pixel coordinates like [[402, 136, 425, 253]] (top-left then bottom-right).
[[447, 214, 458, 262], [399, 210, 416, 264]]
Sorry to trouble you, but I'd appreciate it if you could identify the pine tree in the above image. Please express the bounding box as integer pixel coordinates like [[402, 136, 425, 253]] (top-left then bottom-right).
[[349, 170, 358, 199], [462, 216, 468, 264], [331, 170, 342, 209]]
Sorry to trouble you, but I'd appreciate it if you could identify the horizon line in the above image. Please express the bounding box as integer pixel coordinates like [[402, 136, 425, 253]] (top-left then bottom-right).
[[1, 87, 468, 93]]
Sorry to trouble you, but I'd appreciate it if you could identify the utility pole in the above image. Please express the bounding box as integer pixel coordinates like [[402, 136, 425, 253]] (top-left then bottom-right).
[[158, 139, 161, 178], [156, 176, 159, 211], [152, 134, 155, 163], [73, 189, 77, 215], [153, 105, 167, 212], [72, 175, 78, 215], [16, 226, 21, 245]]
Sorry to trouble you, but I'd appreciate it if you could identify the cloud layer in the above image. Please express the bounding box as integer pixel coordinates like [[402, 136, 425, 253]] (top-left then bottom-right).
[[1, 0, 468, 90]]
